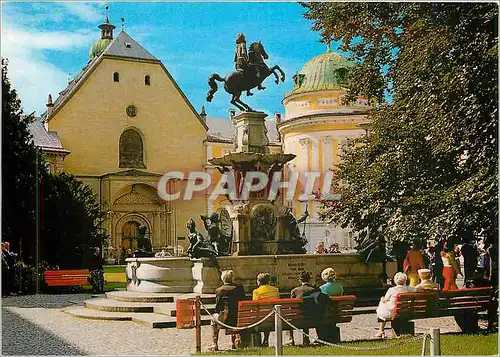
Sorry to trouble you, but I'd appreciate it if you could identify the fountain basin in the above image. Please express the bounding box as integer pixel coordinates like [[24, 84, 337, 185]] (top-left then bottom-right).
[[126, 254, 395, 294]]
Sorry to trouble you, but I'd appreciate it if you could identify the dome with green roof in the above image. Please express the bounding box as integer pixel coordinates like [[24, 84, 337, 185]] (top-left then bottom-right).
[[288, 51, 355, 96], [89, 38, 112, 60]]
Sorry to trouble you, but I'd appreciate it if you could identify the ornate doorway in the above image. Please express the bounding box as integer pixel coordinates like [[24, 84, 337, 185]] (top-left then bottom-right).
[[122, 221, 141, 251]]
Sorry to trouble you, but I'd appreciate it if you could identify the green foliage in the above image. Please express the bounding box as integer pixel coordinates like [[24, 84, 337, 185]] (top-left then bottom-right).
[[1, 58, 46, 261], [303, 3, 498, 256], [41, 172, 107, 268], [2, 60, 107, 271]]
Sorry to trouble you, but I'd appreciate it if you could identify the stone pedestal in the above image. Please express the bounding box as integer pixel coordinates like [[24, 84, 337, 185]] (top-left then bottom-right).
[[233, 111, 269, 154]]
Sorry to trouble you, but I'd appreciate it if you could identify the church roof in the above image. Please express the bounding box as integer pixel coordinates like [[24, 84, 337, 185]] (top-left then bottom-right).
[[28, 120, 69, 154], [102, 31, 158, 61], [45, 30, 207, 130]]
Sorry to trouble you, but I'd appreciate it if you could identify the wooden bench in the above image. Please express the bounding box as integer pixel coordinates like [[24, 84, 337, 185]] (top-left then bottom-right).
[[235, 295, 356, 346], [44, 269, 90, 288], [392, 287, 494, 335]]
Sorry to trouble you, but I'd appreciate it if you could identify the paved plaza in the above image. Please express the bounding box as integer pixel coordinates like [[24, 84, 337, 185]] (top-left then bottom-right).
[[2, 293, 476, 356]]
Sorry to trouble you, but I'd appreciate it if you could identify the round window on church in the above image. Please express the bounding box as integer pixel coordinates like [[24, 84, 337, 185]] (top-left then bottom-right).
[[126, 105, 137, 117]]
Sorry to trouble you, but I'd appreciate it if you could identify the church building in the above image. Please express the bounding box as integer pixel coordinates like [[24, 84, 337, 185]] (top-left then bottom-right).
[[34, 12, 208, 255]]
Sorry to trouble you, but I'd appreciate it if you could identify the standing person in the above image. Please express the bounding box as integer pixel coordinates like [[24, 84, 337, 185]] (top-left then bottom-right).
[[460, 235, 477, 288], [252, 273, 279, 347], [441, 246, 461, 291], [434, 236, 445, 288], [285, 271, 316, 347], [375, 272, 414, 338], [89, 247, 104, 294], [208, 270, 246, 352], [404, 241, 424, 287]]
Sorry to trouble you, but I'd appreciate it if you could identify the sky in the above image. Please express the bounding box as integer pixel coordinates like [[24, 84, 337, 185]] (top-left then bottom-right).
[[1, 2, 349, 119]]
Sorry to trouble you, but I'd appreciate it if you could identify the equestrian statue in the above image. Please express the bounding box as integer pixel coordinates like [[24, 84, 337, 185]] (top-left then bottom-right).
[[206, 33, 285, 112]]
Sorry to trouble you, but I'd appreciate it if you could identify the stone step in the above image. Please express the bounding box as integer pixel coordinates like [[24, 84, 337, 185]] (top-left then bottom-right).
[[62, 306, 212, 328], [106, 291, 175, 303], [131, 313, 212, 328], [84, 298, 161, 313], [62, 306, 132, 321]]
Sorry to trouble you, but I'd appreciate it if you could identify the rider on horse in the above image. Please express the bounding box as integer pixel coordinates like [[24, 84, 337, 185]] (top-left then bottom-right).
[[234, 33, 265, 96]]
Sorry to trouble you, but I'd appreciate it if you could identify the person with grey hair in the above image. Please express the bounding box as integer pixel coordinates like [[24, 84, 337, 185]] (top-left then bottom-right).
[[208, 270, 245, 351], [319, 267, 343, 296], [252, 272, 279, 347], [375, 272, 415, 338]]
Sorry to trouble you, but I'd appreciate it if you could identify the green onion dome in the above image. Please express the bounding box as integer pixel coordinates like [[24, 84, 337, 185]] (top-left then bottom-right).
[[89, 38, 112, 60]]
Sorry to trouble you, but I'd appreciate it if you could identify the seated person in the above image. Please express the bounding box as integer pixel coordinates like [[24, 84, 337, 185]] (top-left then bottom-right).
[[209, 270, 245, 351], [253, 273, 279, 347], [319, 268, 343, 296], [285, 271, 316, 346], [314, 242, 327, 254], [415, 269, 438, 291], [376, 272, 415, 338]]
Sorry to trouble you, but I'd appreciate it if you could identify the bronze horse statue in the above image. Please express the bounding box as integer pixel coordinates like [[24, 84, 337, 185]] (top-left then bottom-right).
[[206, 42, 285, 111]]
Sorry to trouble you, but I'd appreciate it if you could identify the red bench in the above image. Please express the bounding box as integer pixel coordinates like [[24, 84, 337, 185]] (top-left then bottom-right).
[[392, 287, 494, 334], [236, 295, 356, 346], [44, 269, 90, 287]]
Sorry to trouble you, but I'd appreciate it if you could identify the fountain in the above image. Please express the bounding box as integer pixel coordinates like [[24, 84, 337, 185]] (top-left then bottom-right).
[[126, 110, 390, 294], [125, 34, 391, 294]]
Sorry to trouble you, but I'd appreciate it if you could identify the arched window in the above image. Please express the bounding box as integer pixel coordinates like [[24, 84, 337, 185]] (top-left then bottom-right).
[[113, 72, 120, 82], [145, 75, 150, 85], [119, 129, 145, 168]]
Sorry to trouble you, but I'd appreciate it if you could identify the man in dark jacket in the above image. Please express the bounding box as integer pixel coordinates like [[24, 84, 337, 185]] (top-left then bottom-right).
[[285, 271, 316, 346], [209, 270, 246, 351]]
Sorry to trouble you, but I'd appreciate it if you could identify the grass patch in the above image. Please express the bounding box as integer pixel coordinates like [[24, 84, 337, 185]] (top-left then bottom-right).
[[103, 265, 126, 274], [200, 332, 498, 356]]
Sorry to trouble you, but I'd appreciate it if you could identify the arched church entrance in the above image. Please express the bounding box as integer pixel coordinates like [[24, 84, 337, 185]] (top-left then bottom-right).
[[115, 213, 152, 252]]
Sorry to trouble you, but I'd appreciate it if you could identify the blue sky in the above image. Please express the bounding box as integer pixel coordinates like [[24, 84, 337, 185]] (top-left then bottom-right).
[[1, 2, 349, 118]]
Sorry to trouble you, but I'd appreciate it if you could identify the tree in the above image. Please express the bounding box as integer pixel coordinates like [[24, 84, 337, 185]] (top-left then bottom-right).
[[2, 60, 107, 270], [304, 3, 498, 259], [1, 59, 44, 262], [41, 172, 107, 269]]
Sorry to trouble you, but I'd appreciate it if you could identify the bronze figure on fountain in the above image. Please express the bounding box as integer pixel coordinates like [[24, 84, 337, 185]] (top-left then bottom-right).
[[206, 33, 285, 112]]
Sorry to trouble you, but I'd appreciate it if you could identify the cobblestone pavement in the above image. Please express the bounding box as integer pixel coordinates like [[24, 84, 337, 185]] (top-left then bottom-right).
[[1, 294, 482, 356]]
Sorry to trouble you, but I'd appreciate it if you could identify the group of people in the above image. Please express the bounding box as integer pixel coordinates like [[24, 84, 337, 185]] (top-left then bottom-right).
[[314, 242, 342, 255], [402, 237, 497, 291], [208, 267, 344, 351]]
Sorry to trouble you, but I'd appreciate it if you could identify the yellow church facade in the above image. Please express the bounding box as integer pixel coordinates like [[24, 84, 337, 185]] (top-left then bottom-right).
[[40, 16, 208, 255]]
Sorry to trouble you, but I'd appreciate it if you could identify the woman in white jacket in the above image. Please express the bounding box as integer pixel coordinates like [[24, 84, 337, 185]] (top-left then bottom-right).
[[375, 272, 415, 338]]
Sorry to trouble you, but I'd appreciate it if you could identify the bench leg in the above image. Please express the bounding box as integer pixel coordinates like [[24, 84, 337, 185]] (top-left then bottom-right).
[[316, 325, 340, 343], [238, 332, 253, 348], [391, 319, 415, 336], [454, 313, 479, 334]]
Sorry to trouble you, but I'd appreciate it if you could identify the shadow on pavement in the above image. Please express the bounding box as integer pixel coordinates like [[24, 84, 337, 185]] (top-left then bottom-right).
[[2, 309, 87, 355]]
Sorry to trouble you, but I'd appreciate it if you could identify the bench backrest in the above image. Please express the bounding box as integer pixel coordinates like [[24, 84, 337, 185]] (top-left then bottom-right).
[[237, 295, 356, 331], [44, 269, 90, 287], [395, 287, 494, 319]]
